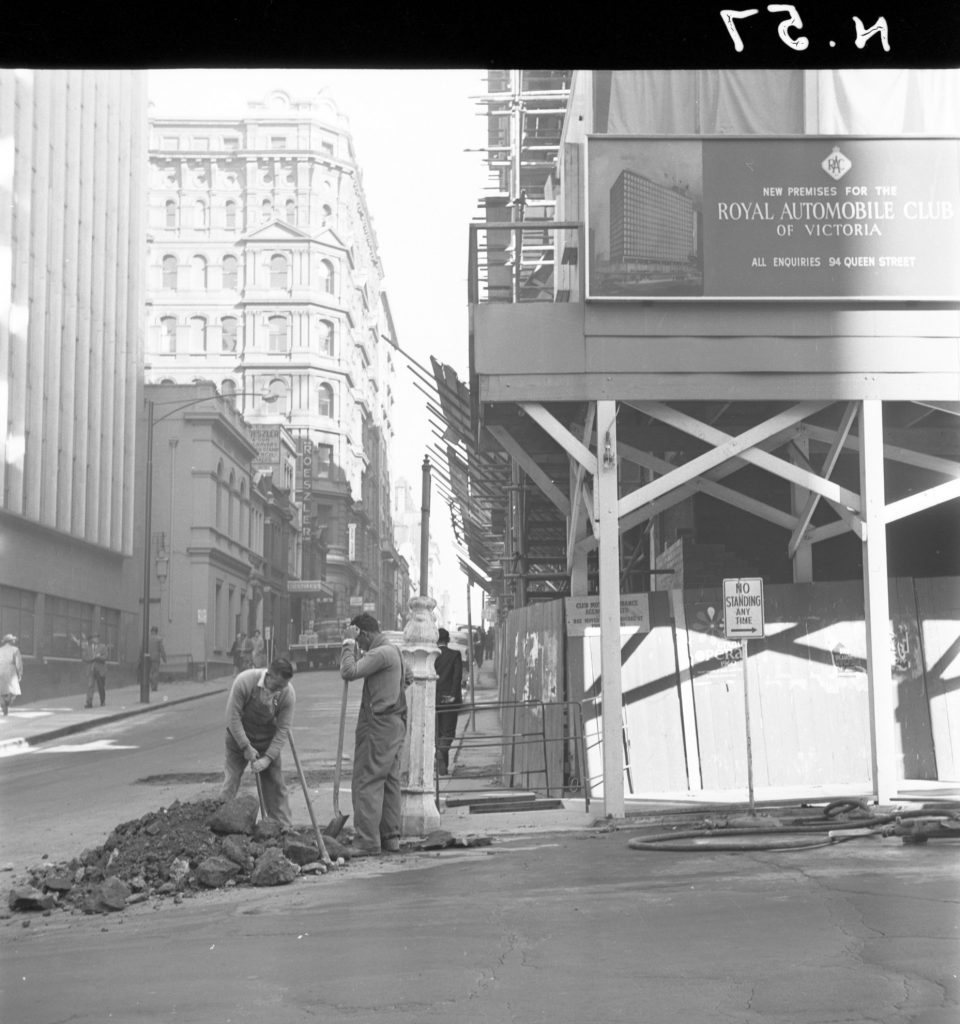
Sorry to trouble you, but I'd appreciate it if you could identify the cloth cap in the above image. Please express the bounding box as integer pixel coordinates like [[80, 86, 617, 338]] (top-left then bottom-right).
[[437, 628, 450, 644]]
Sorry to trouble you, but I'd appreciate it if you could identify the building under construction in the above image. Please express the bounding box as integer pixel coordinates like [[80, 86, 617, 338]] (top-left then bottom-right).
[[429, 69, 960, 818]]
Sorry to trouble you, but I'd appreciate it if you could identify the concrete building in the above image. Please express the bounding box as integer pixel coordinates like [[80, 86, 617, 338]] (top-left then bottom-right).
[[0, 69, 148, 694], [144, 89, 404, 634]]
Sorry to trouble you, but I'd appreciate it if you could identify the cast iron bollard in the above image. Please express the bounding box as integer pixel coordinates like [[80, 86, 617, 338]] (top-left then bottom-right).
[[394, 595, 441, 836]]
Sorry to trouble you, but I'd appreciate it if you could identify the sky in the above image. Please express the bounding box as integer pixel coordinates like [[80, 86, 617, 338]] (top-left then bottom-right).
[[147, 68, 491, 623]]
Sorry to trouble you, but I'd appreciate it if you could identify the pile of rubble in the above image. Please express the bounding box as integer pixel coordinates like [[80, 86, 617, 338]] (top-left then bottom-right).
[[7, 795, 353, 916]]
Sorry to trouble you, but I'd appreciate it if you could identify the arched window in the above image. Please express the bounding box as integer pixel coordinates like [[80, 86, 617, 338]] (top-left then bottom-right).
[[239, 479, 247, 541], [318, 319, 334, 356], [285, 199, 296, 224], [319, 259, 334, 295], [162, 255, 178, 289], [270, 253, 289, 289], [268, 316, 288, 353], [189, 316, 207, 352], [160, 317, 177, 353], [261, 199, 273, 222], [227, 469, 236, 539], [225, 200, 237, 230], [165, 200, 177, 228], [191, 255, 207, 289], [318, 382, 334, 418], [268, 378, 289, 416], [215, 461, 224, 531], [194, 199, 207, 228], [221, 316, 238, 352], [321, 203, 332, 226], [222, 255, 238, 290]]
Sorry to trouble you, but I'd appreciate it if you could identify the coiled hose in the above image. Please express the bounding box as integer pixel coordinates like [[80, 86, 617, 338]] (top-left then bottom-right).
[[626, 801, 960, 852]]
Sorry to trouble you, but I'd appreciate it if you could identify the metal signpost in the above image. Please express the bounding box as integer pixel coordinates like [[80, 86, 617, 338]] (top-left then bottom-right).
[[723, 577, 765, 815]]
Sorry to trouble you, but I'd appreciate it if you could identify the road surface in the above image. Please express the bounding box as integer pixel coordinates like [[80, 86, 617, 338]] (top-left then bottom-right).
[[0, 669, 355, 870]]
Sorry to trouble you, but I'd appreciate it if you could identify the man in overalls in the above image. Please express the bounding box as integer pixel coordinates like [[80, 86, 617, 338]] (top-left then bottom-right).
[[219, 657, 296, 827], [339, 613, 411, 855]]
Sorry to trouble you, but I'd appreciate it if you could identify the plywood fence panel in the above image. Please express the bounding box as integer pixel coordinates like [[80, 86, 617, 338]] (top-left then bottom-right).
[[888, 577, 938, 780], [684, 582, 874, 790], [914, 576, 960, 781], [501, 600, 566, 791]]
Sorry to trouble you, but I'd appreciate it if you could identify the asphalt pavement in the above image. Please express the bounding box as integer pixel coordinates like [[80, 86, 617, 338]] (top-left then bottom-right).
[[2, 660, 959, 1023]]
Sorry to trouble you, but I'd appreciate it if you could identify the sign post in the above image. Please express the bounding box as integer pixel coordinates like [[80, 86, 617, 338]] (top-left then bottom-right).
[[723, 578, 765, 815]]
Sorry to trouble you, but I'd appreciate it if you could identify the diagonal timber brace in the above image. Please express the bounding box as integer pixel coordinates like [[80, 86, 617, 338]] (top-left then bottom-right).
[[622, 400, 861, 516]]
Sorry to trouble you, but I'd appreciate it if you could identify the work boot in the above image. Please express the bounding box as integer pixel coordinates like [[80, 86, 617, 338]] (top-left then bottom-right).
[[382, 838, 401, 853], [348, 844, 382, 858]]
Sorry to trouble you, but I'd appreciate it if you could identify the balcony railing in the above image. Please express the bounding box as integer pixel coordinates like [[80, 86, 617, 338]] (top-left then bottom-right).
[[467, 221, 583, 306]]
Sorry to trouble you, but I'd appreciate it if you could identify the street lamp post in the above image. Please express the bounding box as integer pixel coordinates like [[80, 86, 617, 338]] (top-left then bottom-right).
[[419, 455, 431, 596], [138, 398, 156, 702], [139, 387, 278, 703]]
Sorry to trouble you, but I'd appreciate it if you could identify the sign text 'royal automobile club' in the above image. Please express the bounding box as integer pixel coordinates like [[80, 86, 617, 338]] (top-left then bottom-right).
[[587, 136, 960, 300]]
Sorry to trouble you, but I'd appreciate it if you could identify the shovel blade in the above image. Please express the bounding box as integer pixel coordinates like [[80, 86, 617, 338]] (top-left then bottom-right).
[[324, 812, 349, 838]]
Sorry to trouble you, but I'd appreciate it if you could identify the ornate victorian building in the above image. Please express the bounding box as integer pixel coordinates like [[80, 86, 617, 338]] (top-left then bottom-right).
[[145, 90, 405, 634]]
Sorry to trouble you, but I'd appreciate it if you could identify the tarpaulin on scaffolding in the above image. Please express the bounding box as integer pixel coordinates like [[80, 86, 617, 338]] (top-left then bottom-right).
[[594, 69, 960, 136]]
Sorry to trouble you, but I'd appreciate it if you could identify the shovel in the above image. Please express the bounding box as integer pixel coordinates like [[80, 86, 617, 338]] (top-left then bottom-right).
[[288, 731, 334, 868], [324, 678, 350, 838], [254, 771, 268, 821]]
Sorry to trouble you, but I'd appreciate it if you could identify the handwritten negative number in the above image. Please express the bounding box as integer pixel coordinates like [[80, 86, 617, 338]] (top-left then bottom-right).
[[721, 7, 890, 52]]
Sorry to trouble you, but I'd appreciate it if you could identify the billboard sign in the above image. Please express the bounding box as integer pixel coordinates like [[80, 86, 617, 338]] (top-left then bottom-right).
[[287, 580, 331, 594], [251, 425, 281, 467], [298, 437, 314, 495], [586, 136, 960, 300]]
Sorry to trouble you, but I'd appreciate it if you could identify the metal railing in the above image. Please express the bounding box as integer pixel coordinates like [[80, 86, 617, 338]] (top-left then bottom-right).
[[467, 221, 584, 306], [435, 698, 590, 812]]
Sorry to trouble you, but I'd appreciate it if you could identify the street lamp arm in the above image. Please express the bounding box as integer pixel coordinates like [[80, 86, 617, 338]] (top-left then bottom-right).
[[150, 389, 279, 426], [139, 387, 281, 703]]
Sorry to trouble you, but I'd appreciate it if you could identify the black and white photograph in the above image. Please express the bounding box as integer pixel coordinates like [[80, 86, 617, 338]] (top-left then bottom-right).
[[2, 15, 960, 1023]]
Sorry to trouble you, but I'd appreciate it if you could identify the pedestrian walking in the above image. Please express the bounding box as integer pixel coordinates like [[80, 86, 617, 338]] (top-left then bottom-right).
[[339, 613, 412, 856], [147, 626, 167, 692], [475, 625, 486, 667], [219, 657, 296, 827], [250, 629, 267, 669], [229, 632, 245, 672], [240, 632, 254, 670], [0, 634, 24, 716], [434, 628, 464, 776], [73, 631, 109, 708]]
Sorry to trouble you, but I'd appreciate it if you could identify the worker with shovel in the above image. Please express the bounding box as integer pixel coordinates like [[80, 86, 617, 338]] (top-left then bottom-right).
[[339, 613, 411, 856], [220, 657, 296, 828]]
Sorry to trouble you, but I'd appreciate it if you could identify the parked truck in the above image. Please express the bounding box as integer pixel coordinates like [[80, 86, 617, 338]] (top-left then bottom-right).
[[289, 619, 347, 671]]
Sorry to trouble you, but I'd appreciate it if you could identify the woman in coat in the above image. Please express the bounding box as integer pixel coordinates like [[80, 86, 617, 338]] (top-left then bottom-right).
[[0, 634, 24, 716]]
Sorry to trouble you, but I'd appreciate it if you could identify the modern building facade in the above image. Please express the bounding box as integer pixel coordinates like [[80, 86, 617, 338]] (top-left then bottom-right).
[[0, 69, 148, 693], [145, 90, 404, 634]]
